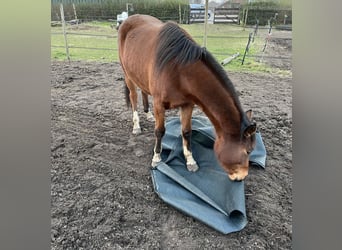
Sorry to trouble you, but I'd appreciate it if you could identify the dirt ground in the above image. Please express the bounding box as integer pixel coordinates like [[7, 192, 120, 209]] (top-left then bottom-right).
[[262, 29, 292, 71], [51, 33, 292, 249]]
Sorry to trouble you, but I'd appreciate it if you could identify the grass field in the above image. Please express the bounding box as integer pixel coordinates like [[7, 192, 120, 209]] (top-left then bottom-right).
[[51, 21, 285, 73]]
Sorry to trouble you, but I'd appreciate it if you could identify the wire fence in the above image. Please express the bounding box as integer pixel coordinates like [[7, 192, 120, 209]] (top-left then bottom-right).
[[51, 3, 292, 66]]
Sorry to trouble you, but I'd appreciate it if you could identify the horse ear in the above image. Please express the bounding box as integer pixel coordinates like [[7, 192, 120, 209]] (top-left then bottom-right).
[[244, 123, 257, 137], [245, 109, 253, 120]]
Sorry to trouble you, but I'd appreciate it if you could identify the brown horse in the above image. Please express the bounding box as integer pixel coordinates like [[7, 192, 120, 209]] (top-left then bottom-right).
[[118, 14, 257, 181]]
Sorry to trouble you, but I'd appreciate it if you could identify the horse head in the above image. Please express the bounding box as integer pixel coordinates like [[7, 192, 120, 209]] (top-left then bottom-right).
[[214, 110, 257, 181]]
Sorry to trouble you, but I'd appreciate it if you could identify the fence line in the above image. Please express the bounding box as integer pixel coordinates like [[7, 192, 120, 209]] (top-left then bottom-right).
[[58, 32, 117, 38], [52, 31, 255, 40], [214, 7, 240, 24], [52, 4, 291, 64], [51, 29, 291, 61], [52, 45, 117, 51]]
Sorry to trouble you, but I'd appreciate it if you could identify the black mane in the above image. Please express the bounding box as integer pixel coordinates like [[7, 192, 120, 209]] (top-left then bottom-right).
[[156, 22, 202, 71], [156, 22, 246, 122]]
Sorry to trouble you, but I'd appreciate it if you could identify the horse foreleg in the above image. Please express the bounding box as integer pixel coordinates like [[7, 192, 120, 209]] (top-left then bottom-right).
[[126, 80, 141, 134], [142, 91, 155, 122], [180, 105, 199, 172], [151, 105, 165, 167]]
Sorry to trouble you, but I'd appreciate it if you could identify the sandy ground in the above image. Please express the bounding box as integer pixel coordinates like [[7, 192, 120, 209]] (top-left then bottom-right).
[[51, 33, 292, 249]]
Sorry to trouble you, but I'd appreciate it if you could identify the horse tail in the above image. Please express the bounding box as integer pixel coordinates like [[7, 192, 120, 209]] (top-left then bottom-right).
[[124, 81, 131, 108]]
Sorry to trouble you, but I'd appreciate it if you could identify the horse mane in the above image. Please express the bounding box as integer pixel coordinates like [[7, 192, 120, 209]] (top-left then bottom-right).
[[201, 49, 243, 106], [155, 22, 202, 71], [156, 22, 249, 128], [202, 50, 253, 132]]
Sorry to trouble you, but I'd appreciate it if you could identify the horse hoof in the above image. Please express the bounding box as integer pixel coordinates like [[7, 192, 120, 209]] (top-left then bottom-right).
[[132, 127, 141, 134], [147, 116, 155, 122], [146, 112, 155, 122], [151, 160, 159, 168], [187, 163, 199, 172], [151, 153, 162, 168]]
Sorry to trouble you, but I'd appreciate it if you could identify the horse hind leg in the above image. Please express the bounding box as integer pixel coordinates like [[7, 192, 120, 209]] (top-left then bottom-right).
[[125, 78, 141, 134], [132, 110, 141, 134], [180, 105, 199, 172], [142, 91, 155, 122]]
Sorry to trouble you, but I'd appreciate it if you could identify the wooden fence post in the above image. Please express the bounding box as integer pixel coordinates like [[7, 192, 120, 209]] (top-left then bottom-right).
[[241, 32, 252, 65], [60, 3, 70, 62], [243, 7, 249, 30], [252, 19, 259, 43], [179, 4, 182, 24], [203, 0, 209, 48], [72, 3, 79, 28]]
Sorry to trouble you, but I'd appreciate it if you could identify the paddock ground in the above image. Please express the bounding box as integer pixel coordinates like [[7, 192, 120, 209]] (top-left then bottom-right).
[[51, 35, 292, 249]]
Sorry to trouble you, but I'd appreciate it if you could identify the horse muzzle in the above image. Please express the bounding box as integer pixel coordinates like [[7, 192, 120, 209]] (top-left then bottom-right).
[[228, 169, 248, 182]]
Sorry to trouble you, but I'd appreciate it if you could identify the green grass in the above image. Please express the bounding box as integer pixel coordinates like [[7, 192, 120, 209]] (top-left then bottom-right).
[[51, 21, 289, 74], [51, 21, 118, 61]]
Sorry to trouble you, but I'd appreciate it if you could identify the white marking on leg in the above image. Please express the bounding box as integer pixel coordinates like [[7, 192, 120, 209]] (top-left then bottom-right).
[[132, 111, 141, 134], [145, 110, 155, 122], [183, 141, 199, 172], [151, 151, 161, 167]]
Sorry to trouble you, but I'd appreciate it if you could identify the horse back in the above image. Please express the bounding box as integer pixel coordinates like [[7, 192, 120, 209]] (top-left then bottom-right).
[[118, 15, 163, 94]]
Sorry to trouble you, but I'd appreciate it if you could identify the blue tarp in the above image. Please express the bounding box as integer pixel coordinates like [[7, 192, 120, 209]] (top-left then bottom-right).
[[151, 116, 266, 234]]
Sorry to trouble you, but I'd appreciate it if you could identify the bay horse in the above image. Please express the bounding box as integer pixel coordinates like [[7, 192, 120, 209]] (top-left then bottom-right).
[[118, 14, 257, 181]]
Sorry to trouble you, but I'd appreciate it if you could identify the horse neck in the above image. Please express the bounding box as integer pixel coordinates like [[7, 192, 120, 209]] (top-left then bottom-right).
[[185, 65, 243, 139]]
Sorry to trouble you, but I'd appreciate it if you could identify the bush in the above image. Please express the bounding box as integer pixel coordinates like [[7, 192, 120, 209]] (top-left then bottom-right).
[[51, 0, 190, 23]]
